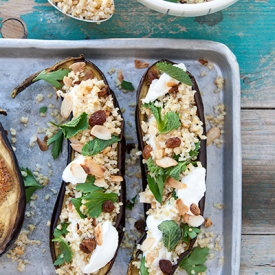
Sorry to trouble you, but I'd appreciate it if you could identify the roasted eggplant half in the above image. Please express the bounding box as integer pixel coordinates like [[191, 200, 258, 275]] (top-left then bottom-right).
[[0, 112, 26, 256], [11, 57, 125, 274], [128, 60, 207, 275]]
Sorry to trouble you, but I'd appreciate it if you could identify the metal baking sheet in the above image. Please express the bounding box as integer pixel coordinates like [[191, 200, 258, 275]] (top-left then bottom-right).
[[0, 38, 241, 275]]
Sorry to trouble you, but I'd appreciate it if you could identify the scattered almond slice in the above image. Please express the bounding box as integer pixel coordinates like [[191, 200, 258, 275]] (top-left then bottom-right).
[[95, 224, 103, 246], [110, 175, 123, 182], [140, 238, 155, 251], [94, 178, 108, 188], [70, 163, 87, 183], [166, 81, 178, 87], [70, 143, 83, 153], [183, 214, 205, 227], [204, 217, 213, 228], [69, 62, 86, 73], [83, 158, 105, 178], [176, 198, 188, 216], [91, 125, 112, 140], [156, 157, 177, 168], [37, 136, 48, 151], [166, 177, 186, 189], [63, 76, 72, 87], [206, 127, 221, 146], [134, 59, 149, 69], [61, 94, 73, 119]]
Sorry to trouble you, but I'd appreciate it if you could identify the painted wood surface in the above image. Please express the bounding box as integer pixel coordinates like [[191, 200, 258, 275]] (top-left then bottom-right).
[[1, 0, 275, 274]]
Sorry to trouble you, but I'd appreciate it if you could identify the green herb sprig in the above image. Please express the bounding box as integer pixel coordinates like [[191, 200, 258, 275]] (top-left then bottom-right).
[[121, 80, 135, 91], [52, 237, 73, 266], [182, 223, 201, 243]]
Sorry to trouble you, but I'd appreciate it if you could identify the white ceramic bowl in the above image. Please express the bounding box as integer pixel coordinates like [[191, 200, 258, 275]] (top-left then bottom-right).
[[137, 0, 239, 17]]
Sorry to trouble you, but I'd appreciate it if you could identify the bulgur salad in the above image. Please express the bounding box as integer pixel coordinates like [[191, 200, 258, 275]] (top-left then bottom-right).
[[128, 60, 208, 275], [45, 59, 125, 275]]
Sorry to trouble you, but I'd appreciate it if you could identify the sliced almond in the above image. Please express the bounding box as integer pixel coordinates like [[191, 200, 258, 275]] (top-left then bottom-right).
[[61, 94, 73, 119], [206, 127, 221, 146], [176, 198, 188, 216], [70, 162, 87, 182], [190, 203, 201, 216], [166, 81, 178, 87], [95, 224, 103, 246], [70, 143, 83, 153], [183, 214, 205, 227], [110, 175, 123, 182], [141, 238, 155, 251], [69, 62, 86, 73], [134, 59, 149, 69], [117, 69, 124, 82], [63, 76, 72, 87], [156, 157, 177, 168], [204, 217, 213, 228], [37, 136, 48, 151], [94, 178, 108, 188], [83, 158, 105, 178], [166, 177, 186, 189], [90, 125, 112, 140]]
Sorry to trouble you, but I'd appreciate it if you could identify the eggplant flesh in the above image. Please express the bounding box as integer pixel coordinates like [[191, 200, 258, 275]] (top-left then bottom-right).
[[128, 60, 206, 275], [0, 121, 25, 256]]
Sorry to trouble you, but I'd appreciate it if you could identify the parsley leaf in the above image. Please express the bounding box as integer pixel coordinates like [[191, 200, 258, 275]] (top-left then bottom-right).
[[82, 135, 121, 156], [71, 198, 86, 219], [126, 195, 137, 210], [172, 189, 178, 200], [75, 175, 103, 193], [147, 174, 164, 204], [179, 247, 209, 275], [39, 106, 47, 114], [143, 103, 180, 134], [33, 69, 70, 89], [158, 220, 181, 251], [140, 256, 149, 275], [53, 223, 69, 238], [60, 112, 88, 139], [21, 167, 43, 203], [182, 223, 201, 243], [156, 62, 193, 86], [52, 237, 73, 266], [47, 129, 64, 159], [83, 191, 118, 218], [121, 80, 134, 91], [189, 142, 200, 158]]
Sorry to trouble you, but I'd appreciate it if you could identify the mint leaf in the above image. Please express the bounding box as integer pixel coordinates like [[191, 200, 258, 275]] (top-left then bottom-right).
[[169, 161, 187, 181], [182, 223, 201, 243], [83, 191, 118, 218], [143, 103, 162, 125], [121, 80, 134, 91], [140, 256, 149, 275], [71, 198, 86, 219], [21, 167, 43, 203], [156, 62, 193, 86], [39, 106, 47, 113], [33, 69, 70, 89], [47, 129, 64, 159], [75, 175, 103, 193], [179, 247, 209, 275], [52, 237, 73, 266], [147, 174, 164, 204], [53, 223, 69, 238], [82, 135, 121, 156], [126, 195, 137, 210], [158, 220, 181, 251], [60, 112, 88, 139]]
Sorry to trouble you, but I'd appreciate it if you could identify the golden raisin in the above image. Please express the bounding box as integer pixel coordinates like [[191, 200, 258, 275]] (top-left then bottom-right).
[[98, 85, 109, 97], [79, 238, 96, 254], [142, 145, 152, 159], [165, 137, 181, 148], [102, 200, 115, 213], [89, 110, 106, 128]]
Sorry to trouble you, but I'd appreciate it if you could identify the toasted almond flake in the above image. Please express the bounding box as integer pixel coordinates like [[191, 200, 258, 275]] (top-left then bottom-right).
[[204, 217, 213, 228], [206, 127, 221, 146], [69, 62, 86, 73], [63, 76, 73, 87], [95, 224, 103, 246], [184, 214, 205, 227], [61, 94, 73, 119], [70, 162, 87, 183], [90, 125, 112, 140], [94, 178, 108, 187], [141, 238, 155, 251], [176, 198, 188, 216], [83, 158, 105, 178], [166, 81, 178, 87], [37, 136, 49, 151], [70, 143, 83, 153], [190, 203, 201, 216], [156, 157, 178, 168], [166, 177, 187, 189], [110, 175, 123, 182], [117, 69, 124, 83], [134, 59, 149, 69]]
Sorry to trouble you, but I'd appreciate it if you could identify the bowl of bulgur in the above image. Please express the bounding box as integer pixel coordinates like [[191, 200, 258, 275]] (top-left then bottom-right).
[[137, 0, 239, 17], [48, 0, 114, 22]]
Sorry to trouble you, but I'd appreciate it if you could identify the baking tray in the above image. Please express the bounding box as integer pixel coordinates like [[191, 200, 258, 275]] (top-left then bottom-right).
[[0, 38, 241, 275]]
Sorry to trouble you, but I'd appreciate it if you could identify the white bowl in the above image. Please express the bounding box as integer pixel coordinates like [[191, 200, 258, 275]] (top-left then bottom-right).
[[47, 0, 114, 23], [137, 0, 239, 17]]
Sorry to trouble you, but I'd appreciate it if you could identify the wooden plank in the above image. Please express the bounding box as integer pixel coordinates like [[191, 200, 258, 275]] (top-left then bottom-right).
[[241, 235, 275, 274], [242, 110, 275, 234]]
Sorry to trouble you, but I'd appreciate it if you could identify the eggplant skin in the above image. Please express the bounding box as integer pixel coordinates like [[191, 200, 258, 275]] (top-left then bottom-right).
[[0, 122, 26, 256], [130, 59, 207, 275]]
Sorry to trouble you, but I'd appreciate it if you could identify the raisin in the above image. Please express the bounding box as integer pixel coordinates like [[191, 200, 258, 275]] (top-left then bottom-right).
[[142, 144, 152, 159], [102, 200, 115, 213], [147, 70, 158, 85], [165, 137, 181, 149], [98, 85, 109, 97], [134, 219, 146, 233], [89, 110, 106, 128], [168, 85, 179, 98], [159, 259, 173, 274], [83, 70, 94, 81], [79, 238, 96, 254]]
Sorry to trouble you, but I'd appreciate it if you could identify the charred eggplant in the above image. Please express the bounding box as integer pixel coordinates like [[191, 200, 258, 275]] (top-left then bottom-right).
[[12, 57, 125, 275], [0, 114, 25, 256], [128, 60, 207, 275]]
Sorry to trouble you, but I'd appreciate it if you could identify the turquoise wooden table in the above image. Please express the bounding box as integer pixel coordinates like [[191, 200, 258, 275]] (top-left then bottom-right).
[[0, 0, 275, 274]]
